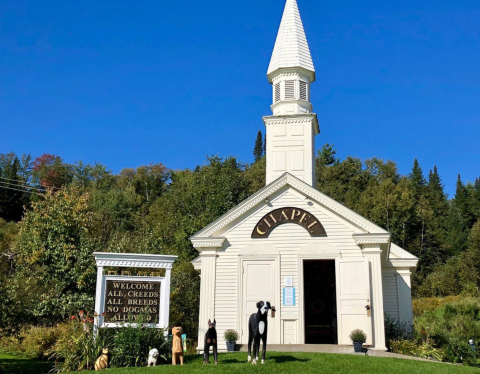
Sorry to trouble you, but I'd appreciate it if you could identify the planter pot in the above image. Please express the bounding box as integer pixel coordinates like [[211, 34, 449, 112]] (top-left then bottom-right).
[[226, 342, 236, 352], [353, 342, 363, 353]]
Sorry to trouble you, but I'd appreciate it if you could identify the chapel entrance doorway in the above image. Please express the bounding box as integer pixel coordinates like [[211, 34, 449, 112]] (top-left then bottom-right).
[[303, 260, 337, 344]]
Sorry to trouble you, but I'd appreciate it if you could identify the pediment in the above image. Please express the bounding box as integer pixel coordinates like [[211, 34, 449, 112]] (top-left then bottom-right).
[[190, 173, 417, 262], [192, 173, 385, 238]]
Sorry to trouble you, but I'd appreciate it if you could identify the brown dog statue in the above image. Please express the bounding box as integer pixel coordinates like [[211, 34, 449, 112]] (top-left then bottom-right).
[[172, 326, 184, 365]]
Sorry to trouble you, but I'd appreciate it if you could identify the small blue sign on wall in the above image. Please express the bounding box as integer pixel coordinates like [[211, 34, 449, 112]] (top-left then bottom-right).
[[283, 287, 296, 306]]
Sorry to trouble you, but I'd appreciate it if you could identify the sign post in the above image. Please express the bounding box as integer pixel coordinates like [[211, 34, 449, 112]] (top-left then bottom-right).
[[93, 252, 177, 336]]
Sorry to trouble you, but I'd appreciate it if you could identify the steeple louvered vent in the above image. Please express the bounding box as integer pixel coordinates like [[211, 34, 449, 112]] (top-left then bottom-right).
[[299, 81, 307, 101], [274, 83, 280, 102], [285, 80, 295, 99]]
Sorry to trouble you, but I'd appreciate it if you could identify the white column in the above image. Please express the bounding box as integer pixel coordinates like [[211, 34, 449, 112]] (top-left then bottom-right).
[[196, 250, 217, 352], [93, 266, 104, 337], [396, 268, 413, 326], [163, 267, 172, 336], [363, 246, 387, 351]]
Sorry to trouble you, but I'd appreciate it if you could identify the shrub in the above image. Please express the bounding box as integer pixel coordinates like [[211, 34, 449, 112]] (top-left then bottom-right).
[[349, 329, 366, 343], [224, 329, 239, 342], [0, 325, 60, 359], [412, 297, 480, 365], [109, 313, 169, 368], [412, 296, 463, 317], [390, 338, 444, 361], [51, 320, 110, 373], [443, 338, 477, 366], [385, 314, 413, 346]]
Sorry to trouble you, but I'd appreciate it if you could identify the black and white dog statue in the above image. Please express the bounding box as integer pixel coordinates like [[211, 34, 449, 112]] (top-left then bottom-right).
[[248, 301, 275, 365], [203, 319, 218, 364]]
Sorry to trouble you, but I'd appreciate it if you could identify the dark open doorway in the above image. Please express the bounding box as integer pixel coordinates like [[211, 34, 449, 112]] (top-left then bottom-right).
[[303, 260, 337, 344]]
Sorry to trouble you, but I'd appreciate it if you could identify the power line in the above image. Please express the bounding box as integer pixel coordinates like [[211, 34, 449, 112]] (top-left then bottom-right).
[[0, 176, 61, 190], [0, 183, 43, 196], [0, 179, 44, 192]]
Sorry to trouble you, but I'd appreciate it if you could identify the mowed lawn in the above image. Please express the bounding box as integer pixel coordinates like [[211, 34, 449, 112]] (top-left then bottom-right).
[[0, 353, 53, 374], [2, 352, 479, 374], [73, 352, 477, 374]]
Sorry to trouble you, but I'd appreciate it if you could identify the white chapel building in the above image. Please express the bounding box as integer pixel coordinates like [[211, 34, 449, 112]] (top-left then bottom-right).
[[191, 0, 417, 351]]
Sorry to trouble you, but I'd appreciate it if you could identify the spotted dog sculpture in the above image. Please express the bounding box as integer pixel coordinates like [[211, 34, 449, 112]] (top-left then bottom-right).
[[248, 301, 275, 365], [203, 319, 218, 364], [172, 326, 184, 365]]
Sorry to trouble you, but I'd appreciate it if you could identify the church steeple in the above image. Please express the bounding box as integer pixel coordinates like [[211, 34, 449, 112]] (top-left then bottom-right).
[[267, 0, 315, 78], [263, 0, 319, 187]]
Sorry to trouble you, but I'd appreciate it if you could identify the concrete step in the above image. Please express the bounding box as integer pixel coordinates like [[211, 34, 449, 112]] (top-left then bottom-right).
[[235, 344, 364, 354]]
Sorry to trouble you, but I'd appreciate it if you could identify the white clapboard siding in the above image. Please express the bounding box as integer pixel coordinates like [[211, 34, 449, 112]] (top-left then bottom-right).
[[382, 271, 400, 322], [213, 188, 364, 343]]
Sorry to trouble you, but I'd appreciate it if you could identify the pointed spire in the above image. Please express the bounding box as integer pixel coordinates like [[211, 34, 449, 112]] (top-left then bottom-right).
[[267, 0, 315, 78]]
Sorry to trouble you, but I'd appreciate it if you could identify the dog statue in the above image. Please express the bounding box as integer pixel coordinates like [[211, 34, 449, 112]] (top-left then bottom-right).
[[172, 326, 184, 365], [203, 319, 218, 364], [147, 348, 159, 367], [248, 301, 274, 365], [94, 348, 109, 371]]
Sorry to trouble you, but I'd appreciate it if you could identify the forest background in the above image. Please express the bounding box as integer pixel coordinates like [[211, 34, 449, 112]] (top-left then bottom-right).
[[1, 134, 480, 338]]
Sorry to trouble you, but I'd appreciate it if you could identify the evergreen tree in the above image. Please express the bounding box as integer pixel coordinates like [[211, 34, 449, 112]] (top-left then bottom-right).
[[253, 130, 264, 162], [454, 175, 475, 229], [471, 178, 480, 221], [0, 154, 25, 221], [414, 166, 450, 278], [426, 166, 449, 219], [317, 143, 338, 167], [445, 175, 473, 255], [409, 158, 425, 194]]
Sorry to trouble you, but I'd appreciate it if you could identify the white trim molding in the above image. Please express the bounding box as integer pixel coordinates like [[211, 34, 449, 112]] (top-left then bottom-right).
[[93, 252, 177, 269], [387, 259, 418, 268], [191, 237, 226, 250], [353, 233, 391, 245], [191, 256, 202, 272]]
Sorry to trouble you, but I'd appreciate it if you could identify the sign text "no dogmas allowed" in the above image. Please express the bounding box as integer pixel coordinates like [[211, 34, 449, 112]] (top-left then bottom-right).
[[103, 280, 161, 322]]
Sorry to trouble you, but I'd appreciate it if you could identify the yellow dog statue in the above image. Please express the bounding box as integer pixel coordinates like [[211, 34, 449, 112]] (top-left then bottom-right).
[[172, 326, 184, 365]]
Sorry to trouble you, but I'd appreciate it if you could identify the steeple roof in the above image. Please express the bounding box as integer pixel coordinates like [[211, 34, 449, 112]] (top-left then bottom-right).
[[267, 0, 315, 77]]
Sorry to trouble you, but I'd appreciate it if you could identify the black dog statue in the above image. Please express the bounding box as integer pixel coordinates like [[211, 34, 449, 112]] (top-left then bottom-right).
[[248, 301, 275, 365], [203, 319, 218, 364]]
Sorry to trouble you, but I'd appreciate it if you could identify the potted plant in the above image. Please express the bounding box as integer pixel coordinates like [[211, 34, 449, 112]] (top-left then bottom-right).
[[349, 329, 367, 353], [224, 329, 239, 352]]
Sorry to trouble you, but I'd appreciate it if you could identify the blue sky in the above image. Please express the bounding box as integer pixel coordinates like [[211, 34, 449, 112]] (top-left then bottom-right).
[[1, 0, 479, 196]]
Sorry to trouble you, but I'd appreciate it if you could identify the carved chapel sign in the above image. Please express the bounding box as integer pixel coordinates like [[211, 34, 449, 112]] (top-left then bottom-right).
[[252, 207, 327, 238]]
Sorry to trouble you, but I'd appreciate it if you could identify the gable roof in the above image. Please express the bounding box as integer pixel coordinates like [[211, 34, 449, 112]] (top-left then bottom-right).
[[190, 173, 417, 261], [192, 172, 388, 238], [267, 0, 315, 77]]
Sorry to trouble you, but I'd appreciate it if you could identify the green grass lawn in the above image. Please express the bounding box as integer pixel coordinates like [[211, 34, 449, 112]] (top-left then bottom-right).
[[0, 353, 53, 374], [2, 352, 479, 374], [73, 352, 478, 374]]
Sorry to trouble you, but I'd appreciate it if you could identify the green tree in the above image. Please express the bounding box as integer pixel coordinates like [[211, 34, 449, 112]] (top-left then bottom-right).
[[409, 158, 425, 194], [253, 130, 264, 162], [15, 187, 99, 321], [244, 156, 266, 194], [0, 153, 25, 221], [0, 218, 21, 331], [317, 143, 338, 167], [147, 156, 252, 335], [71, 161, 115, 190], [32, 154, 72, 189], [117, 163, 168, 204]]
